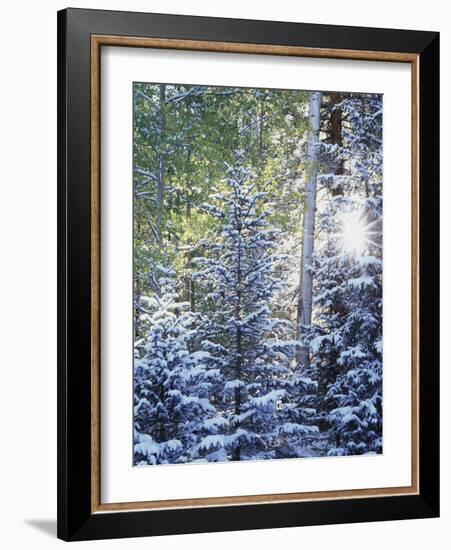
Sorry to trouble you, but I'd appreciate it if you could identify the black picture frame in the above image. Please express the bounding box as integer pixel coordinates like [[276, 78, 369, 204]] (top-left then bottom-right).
[[57, 7, 439, 541]]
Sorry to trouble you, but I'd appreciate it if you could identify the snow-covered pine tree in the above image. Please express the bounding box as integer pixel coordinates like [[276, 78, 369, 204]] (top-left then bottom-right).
[[194, 160, 317, 461], [134, 275, 222, 465], [306, 94, 383, 456]]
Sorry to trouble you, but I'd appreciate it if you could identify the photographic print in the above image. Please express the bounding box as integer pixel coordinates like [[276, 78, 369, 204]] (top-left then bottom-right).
[[133, 83, 383, 466], [58, 12, 439, 539]]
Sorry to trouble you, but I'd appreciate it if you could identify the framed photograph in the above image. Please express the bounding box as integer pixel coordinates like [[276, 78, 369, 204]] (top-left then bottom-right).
[[57, 8, 439, 541]]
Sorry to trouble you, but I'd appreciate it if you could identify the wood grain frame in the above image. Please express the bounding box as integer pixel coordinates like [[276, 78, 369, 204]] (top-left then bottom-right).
[[58, 8, 439, 541]]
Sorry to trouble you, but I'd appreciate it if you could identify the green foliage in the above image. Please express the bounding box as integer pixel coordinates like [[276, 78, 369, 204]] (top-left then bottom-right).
[[133, 84, 384, 461], [133, 83, 310, 313]]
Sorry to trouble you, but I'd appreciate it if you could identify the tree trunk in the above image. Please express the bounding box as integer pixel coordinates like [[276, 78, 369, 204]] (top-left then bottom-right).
[[329, 92, 344, 194], [183, 150, 195, 308], [156, 84, 166, 242], [296, 91, 322, 370], [259, 98, 264, 158], [232, 209, 243, 461]]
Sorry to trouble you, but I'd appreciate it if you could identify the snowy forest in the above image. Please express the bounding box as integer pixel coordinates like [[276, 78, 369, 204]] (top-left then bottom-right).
[[133, 83, 383, 466]]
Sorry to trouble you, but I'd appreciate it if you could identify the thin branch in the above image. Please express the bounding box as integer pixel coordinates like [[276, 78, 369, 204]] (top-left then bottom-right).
[[134, 167, 159, 183]]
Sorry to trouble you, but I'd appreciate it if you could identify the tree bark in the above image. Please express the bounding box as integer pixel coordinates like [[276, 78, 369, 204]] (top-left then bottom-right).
[[156, 84, 166, 242], [232, 201, 243, 462], [329, 92, 344, 194], [296, 91, 322, 370]]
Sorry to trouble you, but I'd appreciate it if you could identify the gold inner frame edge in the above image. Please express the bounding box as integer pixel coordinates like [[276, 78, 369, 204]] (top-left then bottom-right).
[[90, 35, 420, 514]]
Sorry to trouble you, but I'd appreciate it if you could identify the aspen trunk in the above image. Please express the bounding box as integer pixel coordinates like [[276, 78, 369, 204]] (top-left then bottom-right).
[[156, 84, 166, 242], [296, 91, 322, 370]]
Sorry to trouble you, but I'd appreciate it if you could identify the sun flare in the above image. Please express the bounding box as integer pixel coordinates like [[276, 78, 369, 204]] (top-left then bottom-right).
[[339, 213, 374, 255]]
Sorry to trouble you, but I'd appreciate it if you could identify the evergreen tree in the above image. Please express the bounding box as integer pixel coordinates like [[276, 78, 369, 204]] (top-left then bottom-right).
[[134, 276, 222, 465], [195, 160, 317, 461], [132, 84, 384, 465], [306, 94, 383, 455]]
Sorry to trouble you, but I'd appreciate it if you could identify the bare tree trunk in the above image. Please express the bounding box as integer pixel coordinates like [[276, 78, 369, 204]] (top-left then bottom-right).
[[329, 92, 344, 195], [183, 149, 196, 309], [259, 98, 264, 158], [296, 91, 322, 369], [156, 84, 166, 242]]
